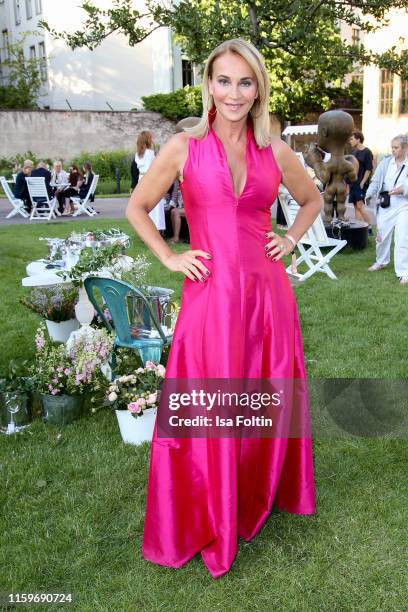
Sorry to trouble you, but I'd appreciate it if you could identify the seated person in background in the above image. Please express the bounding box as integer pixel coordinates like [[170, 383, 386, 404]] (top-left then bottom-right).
[[167, 181, 186, 243], [50, 160, 69, 213], [50, 160, 68, 188], [79, 162, 95, 201], [31, 161, 54, 199], [61, 164, 83, 214], [169, 206, 187, 244], [13, 159, 33, 212]]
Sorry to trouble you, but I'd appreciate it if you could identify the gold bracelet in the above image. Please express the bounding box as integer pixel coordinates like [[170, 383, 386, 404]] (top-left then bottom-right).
[[285, 234, 297, 249]]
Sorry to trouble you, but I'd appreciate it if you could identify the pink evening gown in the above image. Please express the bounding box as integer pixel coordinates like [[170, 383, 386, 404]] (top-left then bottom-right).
[[141, 117, 316, 579]]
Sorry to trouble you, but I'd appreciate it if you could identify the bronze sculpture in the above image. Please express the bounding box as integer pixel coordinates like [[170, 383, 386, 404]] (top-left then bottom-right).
[[304, 110, 358, 221]]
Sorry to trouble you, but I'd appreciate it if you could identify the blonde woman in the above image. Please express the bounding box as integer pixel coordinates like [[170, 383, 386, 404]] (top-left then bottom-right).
[[126, 39, 322, 578], [134, 130, 165, 230]]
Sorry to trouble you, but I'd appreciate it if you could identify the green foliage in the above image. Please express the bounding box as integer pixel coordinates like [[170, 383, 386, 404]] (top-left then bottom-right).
[[0, 151, 53, 177], [44, 0, 408, 121], [58, 243, 124, 286], [142, 85, 203, 120], [0, 150, 132, 192], [74, 149, 132, 181], [0, 33, 44, 110]]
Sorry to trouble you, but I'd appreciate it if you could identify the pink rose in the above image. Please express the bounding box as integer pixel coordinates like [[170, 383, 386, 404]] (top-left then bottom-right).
[[128, 401, 142, 414], [156, 365, 166, 377], [145, 361, 155, 370], [136, 397, 147, 407], [146, 392, 157, 405]]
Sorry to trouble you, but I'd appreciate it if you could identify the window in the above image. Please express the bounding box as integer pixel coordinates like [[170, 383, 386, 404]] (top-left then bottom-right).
[[2, 29, 10, 60], [38, 40, 47, 81], [182, 59, 194, 87], [35, 0, 42, 14], [379, 69, 394, 115], [29, 45, 36, 60], [25, 0, 32, 19], [14, 0, 21, 25], [351, 28, 361, 49]]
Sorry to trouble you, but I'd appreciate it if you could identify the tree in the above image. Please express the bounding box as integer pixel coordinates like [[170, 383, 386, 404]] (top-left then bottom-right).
[[42, 0, 408, 121], [0, 34, 44, 110]]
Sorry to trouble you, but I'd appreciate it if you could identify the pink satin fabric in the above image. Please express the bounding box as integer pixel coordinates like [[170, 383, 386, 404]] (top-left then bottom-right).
[[141, 122, 316, 578]]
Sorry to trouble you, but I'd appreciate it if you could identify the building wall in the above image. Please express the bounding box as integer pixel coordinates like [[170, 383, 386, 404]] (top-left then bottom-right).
[[0, 0, 183, 110], [362, 9, 408, 158], [339, 19, 364, 85], [0, 109, 176, 159]]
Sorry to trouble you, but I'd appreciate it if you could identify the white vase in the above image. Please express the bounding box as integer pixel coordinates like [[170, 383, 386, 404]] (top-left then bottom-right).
[[75, 286, 95, 326], [115, 408, 157, 445], [45, 318, 80, 343]]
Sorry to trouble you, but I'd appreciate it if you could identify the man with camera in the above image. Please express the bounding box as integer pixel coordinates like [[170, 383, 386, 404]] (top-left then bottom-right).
[[365, 134, 408, 284]]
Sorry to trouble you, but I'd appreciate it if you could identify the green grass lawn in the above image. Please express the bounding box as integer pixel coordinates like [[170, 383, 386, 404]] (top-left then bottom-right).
[[1, 221, 407, 611]]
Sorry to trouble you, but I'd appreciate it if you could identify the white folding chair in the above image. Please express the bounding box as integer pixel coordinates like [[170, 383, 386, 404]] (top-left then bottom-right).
[[0, 176, 29, 219], [71, 174, 99, 217], [279, 187, 347, 282], [26, 177, 58, 221]]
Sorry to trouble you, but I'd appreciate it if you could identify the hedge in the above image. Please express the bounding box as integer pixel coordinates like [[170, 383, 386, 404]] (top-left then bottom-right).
[[142, 85, 202, 120]]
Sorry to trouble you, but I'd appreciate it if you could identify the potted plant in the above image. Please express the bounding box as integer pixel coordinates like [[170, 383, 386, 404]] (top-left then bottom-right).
[[107, 361, 165, 445], [32, 324, 113, 425], [0, 361, 34, 433], [20, 284, 79, 343]]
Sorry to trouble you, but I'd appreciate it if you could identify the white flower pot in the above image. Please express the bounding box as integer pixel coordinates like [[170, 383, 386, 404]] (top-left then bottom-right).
[[115, 407, 157, 445], [75, 286, 95, 326], [45, 318, 79, 343]]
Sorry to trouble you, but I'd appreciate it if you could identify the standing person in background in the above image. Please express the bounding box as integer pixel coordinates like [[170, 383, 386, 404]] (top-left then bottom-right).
[[31, 161, 53, 199], [13, 160, 33, 212], [135, 130, 166, 231], [366, 134, 408, 284], [131, 156, 140, 191], [349, 130, 373, 227], [50, 161, 69, 213]]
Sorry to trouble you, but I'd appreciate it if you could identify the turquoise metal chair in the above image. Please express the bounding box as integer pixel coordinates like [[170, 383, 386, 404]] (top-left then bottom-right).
[[84, 276, 172, 372]]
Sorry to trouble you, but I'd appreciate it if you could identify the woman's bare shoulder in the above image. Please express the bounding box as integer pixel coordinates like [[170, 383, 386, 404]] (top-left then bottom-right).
[[270, 136, 299, 170], [160, 132, 190, 157]]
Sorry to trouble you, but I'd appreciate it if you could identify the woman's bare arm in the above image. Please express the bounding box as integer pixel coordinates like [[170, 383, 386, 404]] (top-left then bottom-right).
[[266, 139, 323, 261], [125, 133, 212, 282]]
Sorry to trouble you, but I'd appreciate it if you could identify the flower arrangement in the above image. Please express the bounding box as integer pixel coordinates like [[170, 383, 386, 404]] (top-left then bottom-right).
[[20, 284, 78, 322], [66, 326, 114, 385], [107, 361, 165, 417], [33, 325, 79, 396], [32, 323, 113, 411], [121, 254, 152, 290], [58, 243, 129, 286]]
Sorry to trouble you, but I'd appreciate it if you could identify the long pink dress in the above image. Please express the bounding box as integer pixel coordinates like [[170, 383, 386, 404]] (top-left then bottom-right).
[[141, 120, 316, 578]]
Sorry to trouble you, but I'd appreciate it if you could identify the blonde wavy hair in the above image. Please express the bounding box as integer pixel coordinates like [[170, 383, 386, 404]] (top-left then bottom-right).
[[185, 39, 271, 148]]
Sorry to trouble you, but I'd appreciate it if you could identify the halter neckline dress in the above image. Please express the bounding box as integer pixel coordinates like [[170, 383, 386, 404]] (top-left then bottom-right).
[[141, 119, 315, 579]]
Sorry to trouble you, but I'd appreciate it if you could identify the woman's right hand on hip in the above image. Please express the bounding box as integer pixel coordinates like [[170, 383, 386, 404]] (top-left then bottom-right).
[[164, 250, 212, 282]]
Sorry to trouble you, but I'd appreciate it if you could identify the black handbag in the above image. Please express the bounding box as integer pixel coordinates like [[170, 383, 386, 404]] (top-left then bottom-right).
[[379, 191, 391, 208], [379, 164, 405, 209]]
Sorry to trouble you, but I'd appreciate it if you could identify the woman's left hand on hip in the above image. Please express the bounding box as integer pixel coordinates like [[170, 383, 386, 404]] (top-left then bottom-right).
[[264, 231, 293, 261]]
